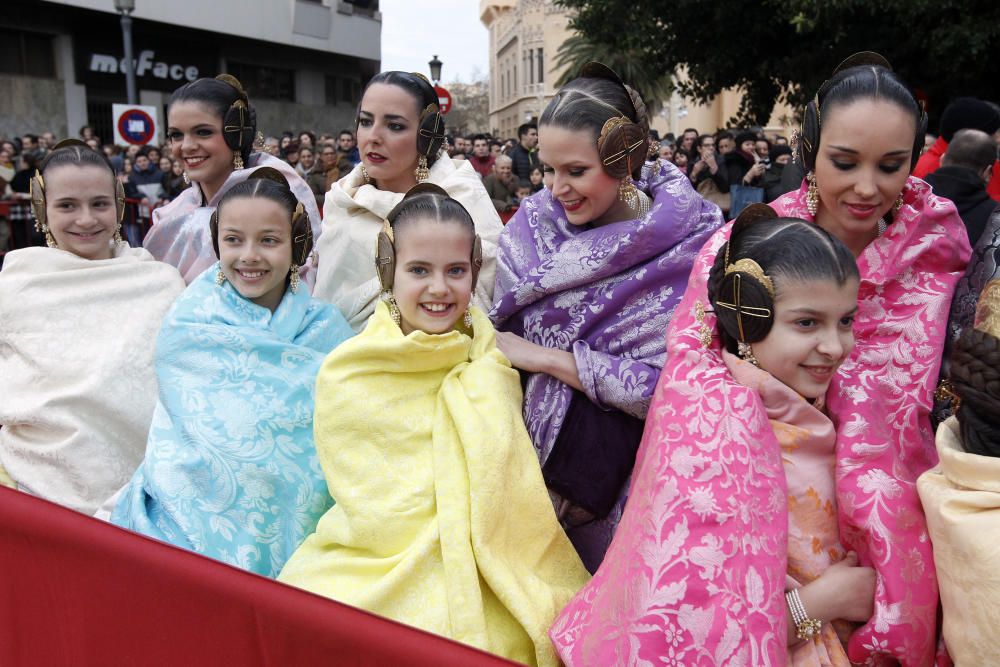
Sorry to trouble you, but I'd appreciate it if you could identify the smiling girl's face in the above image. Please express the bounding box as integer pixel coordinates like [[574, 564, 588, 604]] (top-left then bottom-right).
[[44, 164, 118, 260], [167, 100, 232, 201], [217, 197, 292, 313], [751, 276, 859, 399], [391, 216, 473, 335]]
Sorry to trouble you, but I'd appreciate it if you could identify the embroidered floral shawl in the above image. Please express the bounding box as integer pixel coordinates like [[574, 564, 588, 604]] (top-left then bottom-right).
[[143, 152, 321, 286], [551, 176, 969, 666], [111, 264, 353, 577], [0, 244, 184, 516], [278, 302, 590, 666], [490, 161, 724, 571]]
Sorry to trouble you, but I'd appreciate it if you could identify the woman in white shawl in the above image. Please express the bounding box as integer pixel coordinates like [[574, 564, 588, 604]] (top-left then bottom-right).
[[143, 74, 321, 286], [312, 71, 502, 332], [0, 141, 184, 515]]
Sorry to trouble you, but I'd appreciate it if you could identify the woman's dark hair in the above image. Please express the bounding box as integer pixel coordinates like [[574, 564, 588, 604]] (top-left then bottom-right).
[[360, 71, 444, 166], [168, 76, 257, 163], [707, 205, 859, 353], [950, 328, 1000, 457], [801, 54, 926, 174], [298, 131, 316, 146], [212, 169, 313, 268], [540, 64, 650, 180]]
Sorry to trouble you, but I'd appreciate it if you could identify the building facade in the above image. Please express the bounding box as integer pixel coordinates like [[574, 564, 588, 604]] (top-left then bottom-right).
[[1, 0, 381, 143], [480, 0, 793, 142]]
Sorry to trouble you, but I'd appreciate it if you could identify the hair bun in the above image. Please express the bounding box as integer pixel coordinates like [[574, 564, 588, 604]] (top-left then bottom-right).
[[598, 117, 649, 180], [832, 51, 893, 75], [246, 166, 291, 188], [731, 203, 777, 238], [626, 85, 650, 135], [215, 73, 249, 102]]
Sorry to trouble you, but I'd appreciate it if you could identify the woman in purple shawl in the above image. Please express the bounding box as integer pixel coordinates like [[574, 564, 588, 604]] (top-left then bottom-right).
[[490, 62, 724, 571]]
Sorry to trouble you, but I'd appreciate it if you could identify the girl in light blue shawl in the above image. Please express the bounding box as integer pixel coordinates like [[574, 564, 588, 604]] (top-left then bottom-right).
[[112, 168, 352, 577]]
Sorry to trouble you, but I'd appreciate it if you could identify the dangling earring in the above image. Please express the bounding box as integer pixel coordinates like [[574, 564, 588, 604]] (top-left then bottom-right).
[[618, 178, 639, 212], [182, 171, 190, 185], [463, 308, 473, 329], [289, 263, 300, 294], [806, 171, 819, 217], [694, 301, 713, 349], [361, 165, 371, 184], [35, 219, 57, 247], [233, 151, 244, 170], [415, 155, 430, 182], [737, 341, 760, 367], [113, 223, 123, 244], [216, 268, 227, 286], [893, 192, 904, 213], [382, 289, 401, 327]]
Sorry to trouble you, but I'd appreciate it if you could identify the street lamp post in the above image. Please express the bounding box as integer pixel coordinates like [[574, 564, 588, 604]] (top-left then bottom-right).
[[428, 55, 442, 85], [114, 0, 137, 105]]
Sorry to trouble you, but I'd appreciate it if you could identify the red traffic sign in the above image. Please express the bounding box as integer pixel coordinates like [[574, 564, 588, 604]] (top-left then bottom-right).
[[116, 108, 156, 145], [434, 85, 452, 114]]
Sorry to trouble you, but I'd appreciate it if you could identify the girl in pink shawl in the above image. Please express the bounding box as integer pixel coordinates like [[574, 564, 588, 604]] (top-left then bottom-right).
[[551, 53, 970, 666]]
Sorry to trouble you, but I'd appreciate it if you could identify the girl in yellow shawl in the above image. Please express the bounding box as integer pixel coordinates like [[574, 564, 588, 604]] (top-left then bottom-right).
[[279, 184, 589, 666]]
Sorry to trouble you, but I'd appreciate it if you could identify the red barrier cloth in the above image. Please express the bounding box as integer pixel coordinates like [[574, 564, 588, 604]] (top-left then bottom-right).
[[0, 487, 520, 666]]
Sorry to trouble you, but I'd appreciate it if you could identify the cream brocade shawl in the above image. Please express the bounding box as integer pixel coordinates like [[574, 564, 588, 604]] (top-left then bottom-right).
[[0, 244, 185, 515], [278, 301, 590, 666], [312, 157, 502, 332], [918, 417, 1000, 665]]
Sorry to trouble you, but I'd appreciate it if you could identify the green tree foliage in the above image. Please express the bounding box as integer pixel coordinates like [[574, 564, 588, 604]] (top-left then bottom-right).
[[556, 0, 1000, 128]]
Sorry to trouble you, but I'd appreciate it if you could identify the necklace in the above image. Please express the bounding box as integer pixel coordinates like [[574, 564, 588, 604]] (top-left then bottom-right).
[[877, 217, 887, 236]]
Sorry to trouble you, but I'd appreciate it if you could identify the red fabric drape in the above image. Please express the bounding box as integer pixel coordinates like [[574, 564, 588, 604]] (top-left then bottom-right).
[[0, 486, 519, 666]]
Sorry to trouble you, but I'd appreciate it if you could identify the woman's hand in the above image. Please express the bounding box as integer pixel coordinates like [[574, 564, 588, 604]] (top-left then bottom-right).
[[495, 331, 584, 392]]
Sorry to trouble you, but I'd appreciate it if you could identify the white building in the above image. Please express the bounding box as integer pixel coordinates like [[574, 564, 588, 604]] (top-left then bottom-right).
[[0, 0, 381, 142]]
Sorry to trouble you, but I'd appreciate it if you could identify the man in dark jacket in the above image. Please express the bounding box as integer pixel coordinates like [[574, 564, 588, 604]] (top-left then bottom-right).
[[925, 129, 998, 246], [508, 122, 538, 182]]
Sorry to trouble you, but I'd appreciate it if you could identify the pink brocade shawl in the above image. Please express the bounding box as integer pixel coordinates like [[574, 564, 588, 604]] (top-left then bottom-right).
[[550, 177, 970, 666]]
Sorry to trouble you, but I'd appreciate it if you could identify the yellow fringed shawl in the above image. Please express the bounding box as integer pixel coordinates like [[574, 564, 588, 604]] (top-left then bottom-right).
[[279, 301, 590, 666]]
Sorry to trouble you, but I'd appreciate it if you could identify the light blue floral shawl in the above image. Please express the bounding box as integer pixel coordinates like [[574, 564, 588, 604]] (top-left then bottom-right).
[[112, 263, 353, 577]]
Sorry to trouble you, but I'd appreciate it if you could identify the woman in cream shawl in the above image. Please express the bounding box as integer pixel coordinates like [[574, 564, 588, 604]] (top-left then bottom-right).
[[312, 71, 501, 331], [0, 141, 184, 515]]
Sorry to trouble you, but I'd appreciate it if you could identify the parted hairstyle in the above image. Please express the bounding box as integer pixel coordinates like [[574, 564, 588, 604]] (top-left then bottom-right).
[[168, 75, 257, 164], [30, 139, 126, 228], [210, 167, 313, 269], [360, 71, 445, 166], [375, 183, 482, 293], [539, 62, 650, 181], [707, 204, 859, 354], [800, 52, 926, 175]]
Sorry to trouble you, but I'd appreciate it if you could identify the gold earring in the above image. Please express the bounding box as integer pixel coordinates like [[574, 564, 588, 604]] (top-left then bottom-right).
[[114, 223, 123, 244], [183, 171, 190, 185], [289, 263, 300, 294], [618, 178, 638, 211], [737, 341, 760, 367], [806, 171, 819, 217], [382, 289, 401, 327], [233, 151, 244, 170], [415, 155, 430, 182], [361, 165, 371, 184], [694, 301, 713, 349], [463, 308, 473, 329], [893, 193, 904, 213], [216, 268, 227, 286]]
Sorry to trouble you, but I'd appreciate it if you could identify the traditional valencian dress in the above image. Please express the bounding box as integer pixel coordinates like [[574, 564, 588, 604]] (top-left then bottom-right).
[[0, 243, 185, 516], [143, 153, 321, 285], [112, 264, 353, 578], [278, 301, 590, 667], [490, 160, 724, 571], [918, 417, 1000, 665], [550, 176, 970, 666], [312, 158, 502, 332]]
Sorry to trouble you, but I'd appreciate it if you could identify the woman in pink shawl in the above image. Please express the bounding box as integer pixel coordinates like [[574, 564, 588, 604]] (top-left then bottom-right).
[[143, 75, 321, 285], [551, 53, 970, 666]]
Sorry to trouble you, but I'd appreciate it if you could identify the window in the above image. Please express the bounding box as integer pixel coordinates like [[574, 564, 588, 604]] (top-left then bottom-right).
[[227, 62, 295, 101], [324, 74, 361, 106], [0, 29, 56, 77], [537, 48, 544, 84]]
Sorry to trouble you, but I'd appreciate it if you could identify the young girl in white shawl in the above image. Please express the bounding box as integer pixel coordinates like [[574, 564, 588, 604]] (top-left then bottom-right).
[[0, 140, 184, 515]]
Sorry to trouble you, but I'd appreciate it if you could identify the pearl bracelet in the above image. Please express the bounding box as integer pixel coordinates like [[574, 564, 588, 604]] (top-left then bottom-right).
[[786, 589, 823, 641]]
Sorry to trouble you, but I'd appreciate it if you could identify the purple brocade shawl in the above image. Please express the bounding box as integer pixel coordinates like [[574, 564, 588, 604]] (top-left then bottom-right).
[[490, 161, 724, 570]]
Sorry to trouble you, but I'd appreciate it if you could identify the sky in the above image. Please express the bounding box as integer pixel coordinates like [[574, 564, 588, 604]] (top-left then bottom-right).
[[379, 0, 490, 84]]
